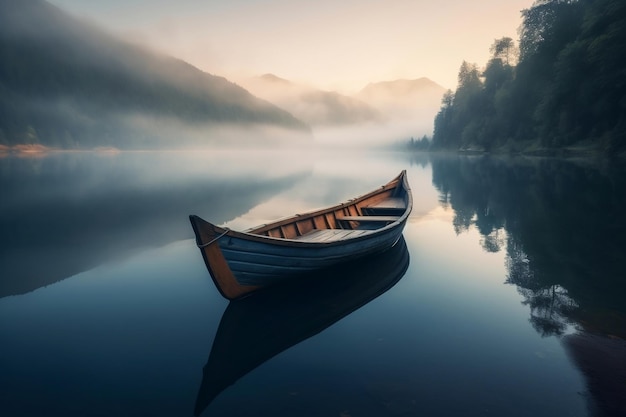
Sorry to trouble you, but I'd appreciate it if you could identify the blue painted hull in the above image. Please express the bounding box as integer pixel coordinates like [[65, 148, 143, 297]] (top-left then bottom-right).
[[219, 222, 406, 286]]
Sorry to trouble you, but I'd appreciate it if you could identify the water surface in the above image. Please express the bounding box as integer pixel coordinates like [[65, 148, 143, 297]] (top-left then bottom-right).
[[1, 150, 624, 416]]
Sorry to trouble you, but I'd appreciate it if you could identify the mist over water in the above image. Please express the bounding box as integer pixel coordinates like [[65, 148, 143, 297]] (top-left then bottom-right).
[[1, 150, 623, 416]]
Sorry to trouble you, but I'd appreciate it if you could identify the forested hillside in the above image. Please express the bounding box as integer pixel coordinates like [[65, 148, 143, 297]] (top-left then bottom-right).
[[0, 0, 308, 149], [431, 0, 625, 156]]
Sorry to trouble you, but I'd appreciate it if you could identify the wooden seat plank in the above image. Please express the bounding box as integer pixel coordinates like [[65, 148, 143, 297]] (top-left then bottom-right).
[[369, 198, 406, 210], [294, 229, 372, 242], [362, 198, 407, 215], [337, 215, 400, 222]]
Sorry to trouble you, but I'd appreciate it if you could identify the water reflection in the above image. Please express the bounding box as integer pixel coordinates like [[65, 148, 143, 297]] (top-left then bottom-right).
[[0, 151, 311, 298], [195, 237, 410, 416], [430, 155, 626, 416]]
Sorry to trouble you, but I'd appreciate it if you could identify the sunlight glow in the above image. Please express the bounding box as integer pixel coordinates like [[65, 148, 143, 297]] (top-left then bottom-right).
[[48, 0, 533, 92]]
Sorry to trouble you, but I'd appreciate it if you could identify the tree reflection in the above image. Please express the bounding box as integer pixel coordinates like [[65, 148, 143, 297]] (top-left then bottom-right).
[[430, 154, 626, 415], [505, 235, 579, 337], [521, 285, 578, 337], [430, 154, 625, 337], [480, 228, 506, 253]]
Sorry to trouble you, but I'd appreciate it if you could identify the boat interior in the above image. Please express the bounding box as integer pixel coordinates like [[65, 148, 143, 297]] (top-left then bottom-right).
[[248, 185, 408, 243]]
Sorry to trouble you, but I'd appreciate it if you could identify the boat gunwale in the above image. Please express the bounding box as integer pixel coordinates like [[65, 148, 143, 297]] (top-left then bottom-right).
[[196, 170, 412, 249]]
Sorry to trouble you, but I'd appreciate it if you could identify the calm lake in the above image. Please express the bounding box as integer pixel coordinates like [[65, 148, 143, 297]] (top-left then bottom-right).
[[1, 150, 624, 417]]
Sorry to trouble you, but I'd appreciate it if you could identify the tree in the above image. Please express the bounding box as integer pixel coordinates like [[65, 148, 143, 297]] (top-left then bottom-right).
[[456, 61, 482, 92], [432, 90, 455, 149], [490, 37, 518, 65], [483, 58, 513, 93], [519, 0, 561, 60], [407, 135, 431, 151]]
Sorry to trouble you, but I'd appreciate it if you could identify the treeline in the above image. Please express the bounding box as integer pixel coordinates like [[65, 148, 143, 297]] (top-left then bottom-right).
[[431, 0, 626, 155]]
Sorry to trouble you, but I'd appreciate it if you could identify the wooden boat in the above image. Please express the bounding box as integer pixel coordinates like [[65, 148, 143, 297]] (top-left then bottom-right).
[[194, 237, 410, 415], [189, 170, 412, 299]]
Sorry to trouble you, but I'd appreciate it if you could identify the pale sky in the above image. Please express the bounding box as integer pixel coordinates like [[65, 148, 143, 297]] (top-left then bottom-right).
[[48, 0, 533, 92]]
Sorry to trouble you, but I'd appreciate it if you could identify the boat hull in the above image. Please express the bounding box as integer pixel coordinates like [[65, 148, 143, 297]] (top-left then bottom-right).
[[214, 219, 405, 286], [190, 170, 412, 299]]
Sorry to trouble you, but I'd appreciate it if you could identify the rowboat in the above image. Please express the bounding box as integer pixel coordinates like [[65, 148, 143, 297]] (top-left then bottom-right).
[[189, 170, 412, 299], [194, 237, 410, 415]]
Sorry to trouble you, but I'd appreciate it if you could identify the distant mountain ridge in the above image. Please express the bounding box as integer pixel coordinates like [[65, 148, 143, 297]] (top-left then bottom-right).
[[242, 74, 447, 141], [0, 0, 308, 149], [241, 74, 382, 127], [358, 77, 446, 97], [355, 77, 447, 136], [356, 77, 447, 114], [258, 73, 292, 85]]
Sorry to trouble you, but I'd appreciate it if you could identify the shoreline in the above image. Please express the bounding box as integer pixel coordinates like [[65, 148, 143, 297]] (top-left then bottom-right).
[[0, 144, 121, 156]]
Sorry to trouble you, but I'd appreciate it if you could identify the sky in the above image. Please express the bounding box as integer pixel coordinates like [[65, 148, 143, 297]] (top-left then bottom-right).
[[48, 0, 534, 93]]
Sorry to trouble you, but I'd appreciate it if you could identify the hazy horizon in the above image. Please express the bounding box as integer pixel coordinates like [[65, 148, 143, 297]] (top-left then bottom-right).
[[47, 0, 533, 93]]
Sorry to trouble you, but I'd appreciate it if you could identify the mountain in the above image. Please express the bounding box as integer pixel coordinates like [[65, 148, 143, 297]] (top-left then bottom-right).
[[356, 77, 446, 118], [0, 0, 308, 149], [348, 77, 447, 140], [240, 74, 381, 127], [358, 77, 446, 98]]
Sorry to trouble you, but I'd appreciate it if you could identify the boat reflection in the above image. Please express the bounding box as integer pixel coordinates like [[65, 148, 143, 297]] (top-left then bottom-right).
[[194, 237, 410, 416]]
